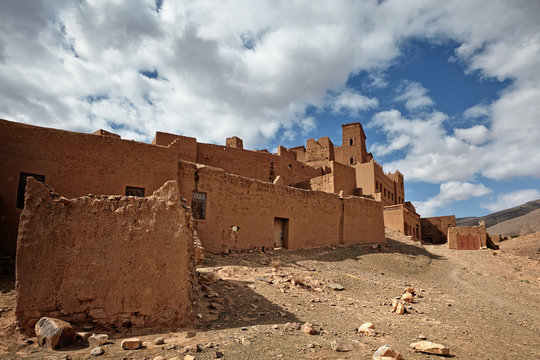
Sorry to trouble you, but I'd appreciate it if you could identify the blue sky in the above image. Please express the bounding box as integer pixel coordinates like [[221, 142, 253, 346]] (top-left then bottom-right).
[[0, 0, 539, 218]]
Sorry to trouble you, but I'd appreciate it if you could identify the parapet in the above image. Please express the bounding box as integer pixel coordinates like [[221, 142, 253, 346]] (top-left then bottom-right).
[[91, 129, 120, 139], [226, 136, 243, 149]]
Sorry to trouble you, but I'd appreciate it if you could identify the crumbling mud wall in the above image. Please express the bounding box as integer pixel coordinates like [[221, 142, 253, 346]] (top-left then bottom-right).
[[177, 161, 385, 253], [16, 179, 195, 333], [447, 225, 487, 250]]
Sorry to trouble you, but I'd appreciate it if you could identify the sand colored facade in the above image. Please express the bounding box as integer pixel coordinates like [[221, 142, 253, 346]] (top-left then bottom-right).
[[383, 203, 422, 240], [0, 118, 391, 257], [15, 179, 196, 332], [177, 161, 384, 252], [421, 216, 457, 243], [447, 225, 487, 250]]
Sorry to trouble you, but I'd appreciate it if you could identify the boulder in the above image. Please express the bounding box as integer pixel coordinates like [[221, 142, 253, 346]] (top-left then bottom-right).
[[373, 345, 403, 360], [358, 322, 376, 336], [121, 338, 142, 350], [401, 292, 414, 303], [410, 340, 450, 355], [330, 339, 352, 352], [328, 283, 345, 291], [90, 347, 104, 356], [88, 334, 108, 347], [301, 322, 315, 335], [35, 317, 77, 349]]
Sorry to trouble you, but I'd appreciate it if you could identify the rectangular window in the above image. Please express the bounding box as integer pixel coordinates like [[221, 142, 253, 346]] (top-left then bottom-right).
[[349, 156, 355, 165], [17, 173, 46, 209], [191, 191, 207, 219], [349, 138, 355, 146], [125, 186, 145, 197], [384, 188, 387, 197]]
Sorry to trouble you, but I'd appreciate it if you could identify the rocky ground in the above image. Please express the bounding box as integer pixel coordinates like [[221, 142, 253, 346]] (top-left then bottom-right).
[[0, 229, 539, 359]]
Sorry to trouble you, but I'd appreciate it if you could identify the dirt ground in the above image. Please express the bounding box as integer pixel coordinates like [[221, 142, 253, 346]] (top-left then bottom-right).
[[1, 230, 539, 359]]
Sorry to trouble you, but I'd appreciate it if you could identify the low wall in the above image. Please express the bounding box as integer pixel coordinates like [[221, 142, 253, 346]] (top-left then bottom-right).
[[448, 225, 487, 250], [16, 179, 195, 333], [177, 161, 385, 253]]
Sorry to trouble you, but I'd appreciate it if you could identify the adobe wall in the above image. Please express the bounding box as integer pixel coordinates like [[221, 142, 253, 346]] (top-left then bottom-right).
[[354, 161, 376, 195], [16, 179, 195, 333], [448, 225, 487, 250], [421, 215, 456, 243], [196, 142, 321, 186], [0, 119, 180, 257], [177, 161, 385, 252], [305, 137, 335, 164], [383, 204, 421, 240]]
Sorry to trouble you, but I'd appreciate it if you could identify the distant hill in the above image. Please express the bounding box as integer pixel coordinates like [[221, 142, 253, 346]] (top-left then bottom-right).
[[487, 208, 540, 237], [456, 199, 540, 236]]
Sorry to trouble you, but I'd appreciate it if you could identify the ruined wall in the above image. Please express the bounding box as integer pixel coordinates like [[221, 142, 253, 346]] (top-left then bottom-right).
[[177, 161, 385, 252], [448, 225, 487, 250], [16, 179, 195, 333], [305, 137, 335, 164], [0, 119, 180, 257], [421, 216, 456, 243]]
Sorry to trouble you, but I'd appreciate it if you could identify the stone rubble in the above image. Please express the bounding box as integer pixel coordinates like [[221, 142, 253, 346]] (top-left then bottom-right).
[[35, 317, 77, 350], [410, 340, 450, 355]]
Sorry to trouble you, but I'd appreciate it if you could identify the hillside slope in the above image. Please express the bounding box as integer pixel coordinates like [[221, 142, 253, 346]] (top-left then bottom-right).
[[456, 199, 540, 231], [487, 208, 540, 236]]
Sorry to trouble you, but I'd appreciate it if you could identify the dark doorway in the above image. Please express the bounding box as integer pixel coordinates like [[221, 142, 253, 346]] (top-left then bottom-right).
[[273, 217, 289, 249]]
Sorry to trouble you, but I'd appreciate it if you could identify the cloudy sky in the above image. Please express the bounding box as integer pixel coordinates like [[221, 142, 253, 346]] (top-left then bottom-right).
[[1, 0, 539, 218]]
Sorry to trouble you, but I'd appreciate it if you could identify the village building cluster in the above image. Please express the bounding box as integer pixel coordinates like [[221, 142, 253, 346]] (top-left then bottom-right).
[[0, 118, 459, 258]]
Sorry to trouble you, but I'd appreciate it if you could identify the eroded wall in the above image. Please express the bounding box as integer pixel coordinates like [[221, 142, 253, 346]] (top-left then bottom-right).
[[0, 119, 180, 257], [177, 161, 385, 252], [16, 179, 195, 333]]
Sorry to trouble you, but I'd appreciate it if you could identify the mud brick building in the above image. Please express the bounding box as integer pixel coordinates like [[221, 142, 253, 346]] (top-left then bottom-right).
[[421, 215, 457, 244]]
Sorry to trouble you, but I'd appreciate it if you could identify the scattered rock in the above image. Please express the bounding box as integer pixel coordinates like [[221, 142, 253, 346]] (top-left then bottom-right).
[[184, 355, 196, 360], [373, 344, 403, 359], [285, 322, 301, 331], [301, 322, 315, 335], [410, 340, 450, 355], [90, 347, 104, 356], [358, 322, 377, 336], [418, 334, 427, 340], [391, 299, 406, 314], [153, 337, 165, 345], [372, 244, 381, 250], [272, 325, 279, 330], [257, 277, 273, 284], [153, 356, 166, 360], [198, 270, 219, 284], [328, 283, 345, 291], [215, 350, 224, 358], [35, 317, 77, 350], [184, 343, 201, 353], [401, 292, 414, 303], [88, 334, 108, 347], [121, 338, 142, 350], [307, 343, 315, 348], [186, 331, 197, 338], [330, 339, 352, 352]]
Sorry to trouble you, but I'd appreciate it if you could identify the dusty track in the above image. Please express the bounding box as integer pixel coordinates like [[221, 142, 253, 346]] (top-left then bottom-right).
[[0, 232, 538, 359]]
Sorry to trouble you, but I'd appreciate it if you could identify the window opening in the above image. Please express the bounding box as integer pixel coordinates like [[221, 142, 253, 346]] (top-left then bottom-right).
[[125, 186, 145, 197], [191, 192, 207, 219]]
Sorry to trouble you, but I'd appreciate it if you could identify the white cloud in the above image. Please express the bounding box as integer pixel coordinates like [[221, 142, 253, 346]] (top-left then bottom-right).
[[481, 189, 540, 213], [0, 0, 537, 185], [415, 181, 492, 216], [453, 125, 489, 145], [329, 90, 378, 117], [395, 81, 434, 111], [464, 104, 490, 119]]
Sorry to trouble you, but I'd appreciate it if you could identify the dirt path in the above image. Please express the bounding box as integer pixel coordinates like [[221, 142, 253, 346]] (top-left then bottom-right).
[[0, 234, 538, 359]]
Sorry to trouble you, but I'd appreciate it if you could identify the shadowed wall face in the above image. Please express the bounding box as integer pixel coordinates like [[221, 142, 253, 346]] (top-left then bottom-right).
[[15, 179, 195, 333]]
